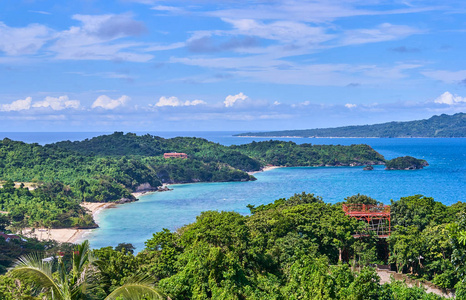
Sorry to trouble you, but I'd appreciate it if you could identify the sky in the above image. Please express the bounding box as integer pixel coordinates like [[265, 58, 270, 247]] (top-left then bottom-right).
[[1, 0, 466, 132]]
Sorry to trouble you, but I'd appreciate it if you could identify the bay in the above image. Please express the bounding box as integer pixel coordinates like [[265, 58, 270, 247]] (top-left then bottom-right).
[[77, 135, 466, 252], [1, 131, 464, 251]]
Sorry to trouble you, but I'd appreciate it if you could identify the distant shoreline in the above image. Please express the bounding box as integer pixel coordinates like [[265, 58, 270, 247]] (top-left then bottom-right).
[[235, 135, 464, 138]]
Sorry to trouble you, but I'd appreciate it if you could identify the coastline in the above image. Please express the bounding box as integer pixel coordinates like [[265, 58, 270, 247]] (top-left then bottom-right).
[[235, 135, 464, 138], [23, 202, 114, 244], [248, 165, 282, 175], [22, 186, 170, 244]]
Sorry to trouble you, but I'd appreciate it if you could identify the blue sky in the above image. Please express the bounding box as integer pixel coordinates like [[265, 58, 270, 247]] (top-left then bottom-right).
[[1, 0, 466, 131]]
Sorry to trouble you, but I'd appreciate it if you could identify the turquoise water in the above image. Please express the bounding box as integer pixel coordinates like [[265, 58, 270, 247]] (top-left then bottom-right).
[[77, 136, 466, 252], [1, 132, 464, 251]]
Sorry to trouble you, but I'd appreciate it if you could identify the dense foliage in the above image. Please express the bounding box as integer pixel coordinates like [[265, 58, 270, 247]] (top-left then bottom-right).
[[236, 112, 466, 138], [91, 194, 464, 299], [0, 181, 95, 229], [0, 134, 391, 230], [54, 132, 386, 169], [54, 132, 262, 172], [231, 140, 385, 167], [0, 138, 157, 200], [385, 156, 429, 170], [2, 192, 465, 299], [388, 195, 466, 289]]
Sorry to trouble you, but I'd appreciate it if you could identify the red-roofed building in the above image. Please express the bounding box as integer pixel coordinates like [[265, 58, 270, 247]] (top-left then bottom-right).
[[164, 152, 188, 159], [0, 232, 20, 242]]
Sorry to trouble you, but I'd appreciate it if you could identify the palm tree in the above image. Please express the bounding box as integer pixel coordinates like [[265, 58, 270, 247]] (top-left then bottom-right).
[[9, 240, 165, 300]]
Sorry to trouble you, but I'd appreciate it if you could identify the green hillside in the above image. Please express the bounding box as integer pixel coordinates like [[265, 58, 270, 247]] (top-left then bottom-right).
[[236, 113, 466, 138], [0, 133, 388, 229]]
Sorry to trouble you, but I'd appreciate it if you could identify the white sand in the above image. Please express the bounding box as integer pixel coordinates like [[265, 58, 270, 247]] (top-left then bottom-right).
[[23, 202, 113, 244], [248, 165, 282, 175]]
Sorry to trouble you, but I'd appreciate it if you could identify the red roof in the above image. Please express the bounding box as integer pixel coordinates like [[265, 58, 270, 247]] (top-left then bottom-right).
[[0, 232, 20, 240]]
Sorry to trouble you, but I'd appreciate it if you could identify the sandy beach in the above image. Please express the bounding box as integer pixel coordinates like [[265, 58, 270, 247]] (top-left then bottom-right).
[[248, 165, 282, 175], [22, 202, 114, 244]]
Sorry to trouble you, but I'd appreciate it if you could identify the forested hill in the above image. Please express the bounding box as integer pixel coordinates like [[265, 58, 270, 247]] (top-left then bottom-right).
[[53, 132, 262, 172], [54, 132, 386, 167], [236, 112, 466, 138], [0, 132, 419, 231]]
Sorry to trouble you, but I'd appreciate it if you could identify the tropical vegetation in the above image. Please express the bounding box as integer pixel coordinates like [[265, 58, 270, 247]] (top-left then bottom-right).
[[1, 193, 465, 299], [236, 112, 466, 138], [385, 156, 429, 170], [0, 133, 390, 229]]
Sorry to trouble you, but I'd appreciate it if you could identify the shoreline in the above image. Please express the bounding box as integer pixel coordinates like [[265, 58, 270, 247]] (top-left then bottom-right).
[[235, 136, 464, 139], [248, 165, 282, 175], [23, 202, 115, 244], [22, 185, 172, 244]]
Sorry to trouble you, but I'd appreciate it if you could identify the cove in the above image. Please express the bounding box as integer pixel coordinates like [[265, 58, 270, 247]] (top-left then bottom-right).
[[81, 137, 466, 251]]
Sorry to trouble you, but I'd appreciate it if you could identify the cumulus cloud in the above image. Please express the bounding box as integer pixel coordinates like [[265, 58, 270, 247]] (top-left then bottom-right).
[[0, 97, 32, 111], [345, 103, 357, 108], [91, 95, 129, 110], [224, 92, 248, 107], [434, 92, 466, 105], [32, 96, 80, 110], [155, 96, 206, 107]]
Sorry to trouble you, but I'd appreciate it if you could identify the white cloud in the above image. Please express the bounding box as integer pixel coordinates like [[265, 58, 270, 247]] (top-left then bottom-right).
[[32, 96, 80, 110], [0, 97, 32, 111], [155, 96, 182, 107], [224, 92, 248, 107], [173, 55, 421, 86], [0, 22, 53, 55], [186, 99, 206, 106], [91, 95, 129, 110], [71, 14, 145, 39], [341, 23, 423, 46], [49, 14, 152, 62], [155, 96, 206, 107], [434, 92, 466, 105], [144, 42, 185, 52], [273, 101, 280, 105], [291, 101, 311, 108], [345, 103, 357, 108], [28, 10, 52, 15], [209, 1, 436, 23], [151, 5, 184, 13], [223, 18, 333, 44]]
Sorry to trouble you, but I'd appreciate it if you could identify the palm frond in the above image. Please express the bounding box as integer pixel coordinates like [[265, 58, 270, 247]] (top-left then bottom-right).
[[9, 253, 64, 299], [104, 283, 166, 300]]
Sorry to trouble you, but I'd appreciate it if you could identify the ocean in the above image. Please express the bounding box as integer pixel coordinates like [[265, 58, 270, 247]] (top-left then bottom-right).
[[1, 132, 465, 251]]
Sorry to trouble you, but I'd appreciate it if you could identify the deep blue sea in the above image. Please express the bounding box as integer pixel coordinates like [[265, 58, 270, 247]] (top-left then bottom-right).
[[1, 132, 465, 251]]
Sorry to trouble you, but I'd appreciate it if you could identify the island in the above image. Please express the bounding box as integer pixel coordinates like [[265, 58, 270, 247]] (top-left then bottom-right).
[[235, 112, 466, 138], [385, 156, 429, 170], [0, 132, 425, 233]]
